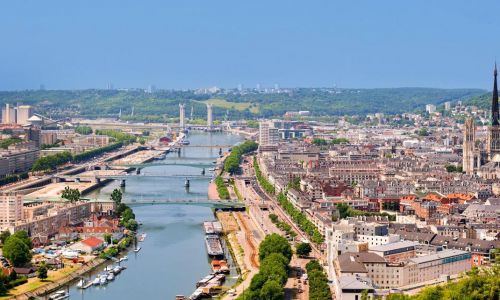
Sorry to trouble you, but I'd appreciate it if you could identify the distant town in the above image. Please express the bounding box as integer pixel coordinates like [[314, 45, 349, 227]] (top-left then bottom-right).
[[0, 68, 498, 300]]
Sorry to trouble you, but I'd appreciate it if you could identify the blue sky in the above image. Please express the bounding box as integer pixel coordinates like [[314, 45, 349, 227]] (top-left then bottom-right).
[[0, 0, 499, 90]]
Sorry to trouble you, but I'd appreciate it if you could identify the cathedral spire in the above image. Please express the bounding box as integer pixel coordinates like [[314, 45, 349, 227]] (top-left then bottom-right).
[[492, 62, 499, 126]]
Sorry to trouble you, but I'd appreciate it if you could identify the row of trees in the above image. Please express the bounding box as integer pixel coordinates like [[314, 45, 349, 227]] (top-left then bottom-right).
[[269, 213, 297, 239], [0, 172, 28, 187], [253, 156, 275, 194], [276, 192, 324, 244], [312, 137, 350, 146], [214, 176, 230, 199], [75, 126, 93, 135], [31, 151, 72, 171], [223, 140, 258, 174], [305, 260, 332, 300], [336, 203, 396, 221], [95, 129, 137, 143], [73, 141, 123, 162], [238, 234, 292, 300], [0, 137, 22, 149]]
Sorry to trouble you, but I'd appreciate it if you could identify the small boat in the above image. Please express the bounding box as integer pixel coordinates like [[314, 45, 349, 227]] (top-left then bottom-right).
[[181, 140, 190, 145], [139, 233, 147, 242], [113, 266, 122, 274], [134, 247, 142, 253], [201, 168, 205, 175], [107, 272, 115, 281], [49, 290, 69, 300], [211, 259, 230, 273], [119, 256, 128, 262], [76, 278, 86, 288], [184, 178, 190, 188], [92, 277, 100, 285], [104, 265, 114, 272], [99, 274, 107, 285]]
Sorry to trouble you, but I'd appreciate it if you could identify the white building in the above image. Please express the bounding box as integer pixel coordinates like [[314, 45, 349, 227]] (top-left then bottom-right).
[[444, 101, 451, 111], [16, 105, 33, 125], [0, 192, 23, 231], [425, 104, 436, 114], [259, 121, 280, 146]]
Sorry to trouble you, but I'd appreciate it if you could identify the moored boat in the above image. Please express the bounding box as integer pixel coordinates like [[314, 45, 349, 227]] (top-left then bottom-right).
[[205, 235, 224, 258]]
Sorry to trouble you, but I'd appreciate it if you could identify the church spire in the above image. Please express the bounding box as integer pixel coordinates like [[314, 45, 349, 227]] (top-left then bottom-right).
[[492, 62, 499, 126]]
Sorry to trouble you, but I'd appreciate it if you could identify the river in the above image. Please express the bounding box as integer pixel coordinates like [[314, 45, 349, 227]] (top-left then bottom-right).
[[68, 131, 244, 300]]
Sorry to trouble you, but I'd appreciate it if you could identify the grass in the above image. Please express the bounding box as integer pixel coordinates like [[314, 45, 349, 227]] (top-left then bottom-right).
[[202, 99, 260, 113]]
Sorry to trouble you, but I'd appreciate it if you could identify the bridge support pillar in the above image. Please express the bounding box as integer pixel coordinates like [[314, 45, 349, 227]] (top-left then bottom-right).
[[120, 179, 126, 187], [136, 168, 141, 175]]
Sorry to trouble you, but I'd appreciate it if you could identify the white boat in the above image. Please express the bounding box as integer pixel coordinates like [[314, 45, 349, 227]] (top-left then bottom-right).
[[99, 274, 107, 285], [49, 290, 69, 300], [76, 278, 86, 288], [133, 247, 141, 253], [92, 277, 100, 285], [113, 266, 122, 274], [119, 256, 128, 262], [107, 272, 115, 281]]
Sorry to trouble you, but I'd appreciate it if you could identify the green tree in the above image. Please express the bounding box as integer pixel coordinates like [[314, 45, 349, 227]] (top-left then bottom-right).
[[0, 231, 11, 245], [103, 233, 112, 244], [61, 186, 80, 203], [12, 231, 32, 249], [259, 280, 284, 300], [125, 219, 138, 231], [295, 242, 312, 257], [258, 233, 292, 263], [37, 262, 48, 280], [122, 208, 135, 222], [3, 236, 32, 267], [110, 189, 123, 204]]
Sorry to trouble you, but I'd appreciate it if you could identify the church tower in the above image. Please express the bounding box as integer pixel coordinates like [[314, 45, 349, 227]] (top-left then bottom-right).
[[463, 118, 476, 174], [487, 63, 500, 161]]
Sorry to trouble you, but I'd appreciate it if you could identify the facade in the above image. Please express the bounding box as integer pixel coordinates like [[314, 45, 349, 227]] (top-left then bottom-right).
[[1, 104, 16, 124], [425, 104, 436, 114], [179, 103, 185, 129], [16, 105, 33, 125], [259, 121, 280, 146], [0, 148, 39, 177], [0, 192, 23, 230], [462, 118, 476, 175]]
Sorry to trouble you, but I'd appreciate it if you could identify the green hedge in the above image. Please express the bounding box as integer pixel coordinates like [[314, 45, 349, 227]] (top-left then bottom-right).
[[0, 173, 28, 187], [306, 260, 332, 300], [214, 176, 230, 199], [223, 140, 258, 174]]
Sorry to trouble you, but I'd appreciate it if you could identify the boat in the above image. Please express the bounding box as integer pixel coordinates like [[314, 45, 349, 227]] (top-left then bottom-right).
[[104, 265, 114, 272], [107, 272, 115, 281], [133, 247, 142, 253], [113, 266, 122, 274], [49, 290, 69, 300], [119, 256, 128, 262], [139, 233, 147, 242], [205, 235, 224, 258], [201, 168, 205, 175], [211, 259, 230, 273], [76, 278, 86, 288], [99, 274, 107, 285], [196, 274, 216, 287], [184, 178, 190, 188], [181, 140, 190, 145], [203, 222, 215, 234], [92, 277, 100, 285]]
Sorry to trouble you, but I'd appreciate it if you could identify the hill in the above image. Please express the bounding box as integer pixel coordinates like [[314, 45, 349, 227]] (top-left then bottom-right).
[[0, 88, 485, 120]]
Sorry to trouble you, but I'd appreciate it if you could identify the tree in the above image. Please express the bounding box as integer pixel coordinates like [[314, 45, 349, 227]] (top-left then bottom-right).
[[110, 189, 123, 204], [361, 289, 369, 300], [2, 236, 32, 267], [295, 242, 312, 257], [122, 208, 135, 223], [125, 219, 138, 231], [258, 234, 292, 263], [259, 280, 284, 300], [12, 231, 32, 249], [37, 262, 48, 280], [103, 233, 112, 244], [61, 186, 80, 203], [0, 231, 10, 245]]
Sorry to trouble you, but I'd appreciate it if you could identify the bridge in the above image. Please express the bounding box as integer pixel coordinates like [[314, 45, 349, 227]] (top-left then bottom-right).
[[122, 198, 245, 209], [177, 144, 233, 148], [118, 161, 215, 169]]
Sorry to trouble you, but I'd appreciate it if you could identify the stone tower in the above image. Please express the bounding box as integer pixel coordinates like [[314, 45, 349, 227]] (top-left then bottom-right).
[[487, 63, 500, 161], [206, 103, 213, 130], [463, 118, 476, 174], [179, 103, 185, 129]]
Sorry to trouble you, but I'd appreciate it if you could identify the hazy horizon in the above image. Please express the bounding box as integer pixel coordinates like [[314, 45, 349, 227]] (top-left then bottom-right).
[[1, 0, 499, 90]]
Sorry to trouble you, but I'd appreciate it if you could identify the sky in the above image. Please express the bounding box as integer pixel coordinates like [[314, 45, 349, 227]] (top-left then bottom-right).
[[0, 0, 499, 91]]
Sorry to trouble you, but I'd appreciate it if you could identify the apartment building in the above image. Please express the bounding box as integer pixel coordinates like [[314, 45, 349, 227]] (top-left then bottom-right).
[[0, 192, 23, 231]]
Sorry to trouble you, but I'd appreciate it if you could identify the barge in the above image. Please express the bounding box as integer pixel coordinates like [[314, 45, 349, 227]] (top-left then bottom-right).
[[205, 234, 224, 258]]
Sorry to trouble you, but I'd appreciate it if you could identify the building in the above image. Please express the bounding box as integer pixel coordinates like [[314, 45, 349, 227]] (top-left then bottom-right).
[[425, 104, 436, 114], [16, 105, 33, 125], [444, 101, 451, 111], [179, 103, 186, 129], [206, 103, 213, 129], [1, 104, 16, 124], [69, 236, 104, 253], [463, 118, 477, 175], [0, 148, 39, 177], [259, 121, 280, 146], [0, 192, 23, 231], [487, 63, 500, 161], [369, 241, 418, 263]]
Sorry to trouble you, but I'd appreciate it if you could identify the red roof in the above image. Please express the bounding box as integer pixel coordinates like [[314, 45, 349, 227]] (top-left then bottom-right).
[[81, 236, 104, 248]]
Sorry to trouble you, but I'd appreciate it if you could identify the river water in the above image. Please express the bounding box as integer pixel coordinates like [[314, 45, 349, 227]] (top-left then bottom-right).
[[68, 131, 244, 300]]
